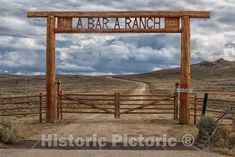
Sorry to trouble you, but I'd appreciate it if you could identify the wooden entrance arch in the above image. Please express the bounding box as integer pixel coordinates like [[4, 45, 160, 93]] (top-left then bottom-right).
[[27, 11, 210, 124]]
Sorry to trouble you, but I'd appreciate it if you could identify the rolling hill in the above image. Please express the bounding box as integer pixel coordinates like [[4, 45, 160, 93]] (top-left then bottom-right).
[[123, 58, 235, 79]]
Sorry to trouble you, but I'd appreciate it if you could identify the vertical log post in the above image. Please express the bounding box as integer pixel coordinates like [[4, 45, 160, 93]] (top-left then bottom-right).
[[117, 93, 120, 118], [60, 91, 63, 119], [114, 93, 118, 118], [39, 93, 42, 123], [231, 95, 235, 128], [57, 80, 61, 119], [174, 82, 179, 120], [46, 16, 56, 123], [114, 93, 120, 118], [194, 95, 197, 125], [179, 16, 191, 124]]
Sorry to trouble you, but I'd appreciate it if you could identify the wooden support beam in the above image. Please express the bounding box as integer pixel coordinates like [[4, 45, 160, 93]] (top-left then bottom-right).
[[194, 95, 197, 125], [46, 16, 56, 123], [179, 16, 191, 125], [114, 93, 120, 118], [27, 11, 210, 18]]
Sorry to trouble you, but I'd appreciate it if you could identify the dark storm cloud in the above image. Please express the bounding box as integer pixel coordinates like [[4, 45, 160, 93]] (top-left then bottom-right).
[[0, 0, 234, 75]]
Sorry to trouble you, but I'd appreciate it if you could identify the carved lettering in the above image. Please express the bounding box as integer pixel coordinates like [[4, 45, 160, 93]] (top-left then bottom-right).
[[96, 18, 101, 29], [139, 18, 146, 29], [114, 18, 120, 29], [132, 18, 138, 29], [125, 18, 132, 29], [147, 18, 154, 29], [88, 17, 95, 29], [103, 18, 109, 29], [76, 18, 83, 28], [58, 17, 180, 32]]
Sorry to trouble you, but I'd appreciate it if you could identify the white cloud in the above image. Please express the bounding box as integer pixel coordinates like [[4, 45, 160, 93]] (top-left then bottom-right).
[[0, 36, 45, 50], [0, 51, 35, 68], [152, 67, 161, 71], [191, 33, 225, 61], [57, 63, 95, 72]]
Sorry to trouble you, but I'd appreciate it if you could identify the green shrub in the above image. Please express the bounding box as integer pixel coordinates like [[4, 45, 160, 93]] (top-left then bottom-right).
[[0, 119, 18, 144]]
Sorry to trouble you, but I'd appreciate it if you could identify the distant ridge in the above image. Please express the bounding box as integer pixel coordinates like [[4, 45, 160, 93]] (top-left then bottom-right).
[[128, 58, 235, 79]]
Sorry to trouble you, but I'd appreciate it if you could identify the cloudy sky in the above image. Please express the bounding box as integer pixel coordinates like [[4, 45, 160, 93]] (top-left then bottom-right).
[[0, 0, 234, 75]]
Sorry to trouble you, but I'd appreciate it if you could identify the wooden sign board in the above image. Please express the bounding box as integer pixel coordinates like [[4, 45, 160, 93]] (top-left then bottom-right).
[[55, 17, 180, 33]]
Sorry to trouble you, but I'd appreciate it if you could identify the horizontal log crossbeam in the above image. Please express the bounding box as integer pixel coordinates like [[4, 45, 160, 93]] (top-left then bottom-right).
[[27, 11, 210, 18]]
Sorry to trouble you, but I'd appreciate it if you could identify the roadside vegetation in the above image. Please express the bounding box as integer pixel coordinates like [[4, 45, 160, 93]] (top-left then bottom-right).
[[0, 119, 19, 145], [196, 116, 235, 156]]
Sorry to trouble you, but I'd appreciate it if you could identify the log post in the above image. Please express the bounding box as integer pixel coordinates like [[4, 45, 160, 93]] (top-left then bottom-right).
[[117, 93, 120, 118], [194, 94, 197, 125], [231, 95, 235, 128], [174, 82, 179, 120], [39, 93, 42, 123], [114, 93, 120, 118], [114, 93, 118, 118], [46, 16, 56, 123], [60, 91, 63, 119], [179, 16, 191, 124], [57, 80, 61, 119]]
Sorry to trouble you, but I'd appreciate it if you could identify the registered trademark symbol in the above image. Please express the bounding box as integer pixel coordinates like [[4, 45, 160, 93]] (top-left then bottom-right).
[[182, 134, 194, 147]]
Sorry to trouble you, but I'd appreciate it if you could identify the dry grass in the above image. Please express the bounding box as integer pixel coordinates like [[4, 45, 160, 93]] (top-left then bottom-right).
[[0, 75, 139, 96]]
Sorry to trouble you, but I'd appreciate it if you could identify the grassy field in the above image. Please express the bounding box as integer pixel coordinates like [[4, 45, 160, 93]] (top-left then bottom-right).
[[0, 75, 139, 96]]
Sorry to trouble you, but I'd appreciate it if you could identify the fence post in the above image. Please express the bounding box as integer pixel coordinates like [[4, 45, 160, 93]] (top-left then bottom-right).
[[117, 93, 120, 118], [174, 82, 179, 120], [194, 95, 197, 125], [39, 93, 42, 123], [232, 104, 235, 129], [231, 95, 235, 128], [114, 93, 117, 118], [201, 92, 208, 116], [114, 93, 120, 118], [60, 91, 63, 119], [57, 80, 61, 119]]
